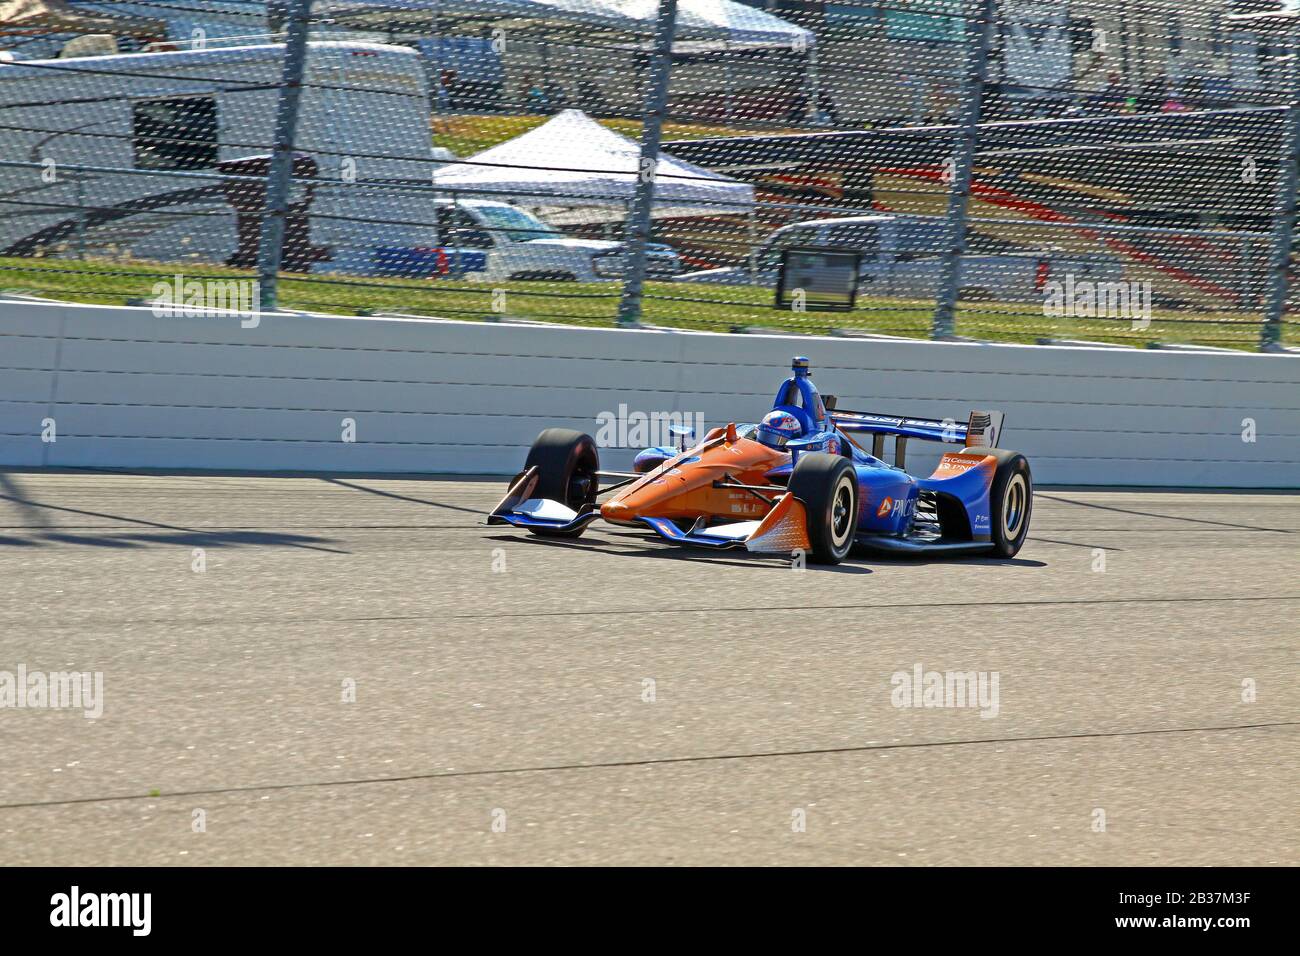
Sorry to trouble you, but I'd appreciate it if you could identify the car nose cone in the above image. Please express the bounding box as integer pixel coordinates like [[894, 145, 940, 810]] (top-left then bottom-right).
[[600, 500, 633, 523]]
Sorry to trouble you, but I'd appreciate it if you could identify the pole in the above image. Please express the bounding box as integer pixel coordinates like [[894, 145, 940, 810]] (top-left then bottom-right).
[[806, 43, 822, 125], [1261, 25, 1300, 352], [932, 0, 995, 340], [616, 0, 678, 328], [430, 0, 442, 112], [724, 39, 733, 125], [74, 176, 86, 260], [431, 1, 444, 263], [747, 208, 758, 283], [256, 0, 312, 314], [453, 192, 464, 279]]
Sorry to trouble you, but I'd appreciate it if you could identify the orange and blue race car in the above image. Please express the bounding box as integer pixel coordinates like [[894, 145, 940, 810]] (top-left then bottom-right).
[[488, 357, 1032, 565]]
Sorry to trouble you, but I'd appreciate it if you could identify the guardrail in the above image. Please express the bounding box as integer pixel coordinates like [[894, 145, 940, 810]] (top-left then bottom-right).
[[2, 300, 1297, 487]]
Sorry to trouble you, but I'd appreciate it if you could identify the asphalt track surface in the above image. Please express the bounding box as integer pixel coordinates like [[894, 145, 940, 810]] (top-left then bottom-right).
[[0, 470, 1296, 866]]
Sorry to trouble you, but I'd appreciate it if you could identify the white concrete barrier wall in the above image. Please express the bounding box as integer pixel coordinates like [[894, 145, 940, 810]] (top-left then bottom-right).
[[1, 300, 1297, 487]]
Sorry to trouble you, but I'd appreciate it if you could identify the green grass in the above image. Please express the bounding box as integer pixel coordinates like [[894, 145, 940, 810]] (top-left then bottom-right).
[[1, 255, 1291, 351]]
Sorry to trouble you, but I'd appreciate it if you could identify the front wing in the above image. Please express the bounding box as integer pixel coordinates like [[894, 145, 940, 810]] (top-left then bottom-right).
[[488, 467, 812, 554], [486, 467, 601, 535]]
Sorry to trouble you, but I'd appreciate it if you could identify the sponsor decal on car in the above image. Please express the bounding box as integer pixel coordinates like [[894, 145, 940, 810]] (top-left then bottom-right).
[[932, 452, 989, 479], [876, 496, 916, 520]]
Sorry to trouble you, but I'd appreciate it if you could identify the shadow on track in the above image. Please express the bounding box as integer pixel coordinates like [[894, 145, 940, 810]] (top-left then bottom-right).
[[322, 477, 485, 515], [1037, 492, 1295, 534], [0, 473, 346, 554], [485, 531, 875, 573], [854, 549, 1048, 568]]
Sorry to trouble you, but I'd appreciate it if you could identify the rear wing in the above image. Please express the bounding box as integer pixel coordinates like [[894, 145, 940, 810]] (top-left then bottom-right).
[[828, 403, 1004, 466]]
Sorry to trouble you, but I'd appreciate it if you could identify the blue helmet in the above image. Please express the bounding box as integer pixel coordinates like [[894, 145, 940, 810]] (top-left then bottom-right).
[[756, 410, 802, 448]]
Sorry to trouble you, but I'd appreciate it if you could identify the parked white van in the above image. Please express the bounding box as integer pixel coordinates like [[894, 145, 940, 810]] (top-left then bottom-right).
[[677, 214, 1123, 302]]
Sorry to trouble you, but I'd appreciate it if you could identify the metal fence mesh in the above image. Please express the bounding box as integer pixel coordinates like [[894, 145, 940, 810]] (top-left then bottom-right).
[[1, 0, 1297, 350]]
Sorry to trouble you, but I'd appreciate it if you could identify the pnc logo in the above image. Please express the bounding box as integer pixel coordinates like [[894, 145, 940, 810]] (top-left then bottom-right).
[[877, 496, 916, 520]]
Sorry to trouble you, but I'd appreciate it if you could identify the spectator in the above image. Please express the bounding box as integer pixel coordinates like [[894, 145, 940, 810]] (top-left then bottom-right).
[[816, 91, 839, 126], [439, 68, 457, 110], [523, 75, 549, 113]]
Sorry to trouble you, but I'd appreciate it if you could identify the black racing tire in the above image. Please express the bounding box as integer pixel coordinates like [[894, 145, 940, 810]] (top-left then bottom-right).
[[523, 428, 599, 538], [788, 452, 859, 565], [964, 446, 1032, 557]]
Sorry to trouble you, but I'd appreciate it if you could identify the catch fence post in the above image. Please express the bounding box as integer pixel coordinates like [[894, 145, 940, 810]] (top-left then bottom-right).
[[933, 0, 995, 340], [1260, 23, 1300, 352], [257, 0, 312, 314], [616, 0, 678, 328]]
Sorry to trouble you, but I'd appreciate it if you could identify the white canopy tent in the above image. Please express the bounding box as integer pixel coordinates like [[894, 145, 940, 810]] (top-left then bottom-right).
[[431, 108, 754, 224], [537, 0, 815, 50], [314, 0, 815, 49]]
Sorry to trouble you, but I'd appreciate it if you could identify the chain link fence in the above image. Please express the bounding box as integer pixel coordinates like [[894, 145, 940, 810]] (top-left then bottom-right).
[[1, 0, 1297, 350]]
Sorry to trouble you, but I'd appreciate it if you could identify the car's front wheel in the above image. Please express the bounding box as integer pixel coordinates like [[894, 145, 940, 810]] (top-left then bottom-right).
[[788, 452, 859, 564], [523, 428, 599, 538]]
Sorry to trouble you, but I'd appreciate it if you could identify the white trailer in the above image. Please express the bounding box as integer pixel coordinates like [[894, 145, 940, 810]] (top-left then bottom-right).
[[0, 40, 443, 273]]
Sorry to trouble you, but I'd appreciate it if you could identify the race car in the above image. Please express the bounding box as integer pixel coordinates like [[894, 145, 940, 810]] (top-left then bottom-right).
[[488, 357, 1032, 564]]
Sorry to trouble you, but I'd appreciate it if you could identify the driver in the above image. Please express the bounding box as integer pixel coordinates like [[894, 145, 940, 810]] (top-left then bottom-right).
[[756, 410, 802, 449]]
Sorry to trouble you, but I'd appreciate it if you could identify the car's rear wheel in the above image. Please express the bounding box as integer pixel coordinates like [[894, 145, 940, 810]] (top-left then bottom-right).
[[964, 446, 1032, 557], [788, 452, 858, 565], [523, 428, 599, 538]]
